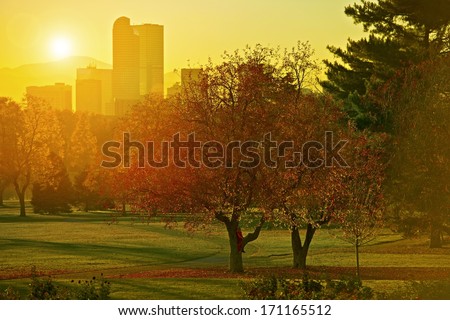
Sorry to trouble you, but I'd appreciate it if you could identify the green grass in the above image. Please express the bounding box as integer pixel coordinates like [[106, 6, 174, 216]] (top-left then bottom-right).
[[1, 205, 449, 299], [109, 278, 242, 299]]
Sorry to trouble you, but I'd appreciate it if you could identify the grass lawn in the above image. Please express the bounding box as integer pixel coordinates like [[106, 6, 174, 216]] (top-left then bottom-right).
[[1, 204, 449, 299]]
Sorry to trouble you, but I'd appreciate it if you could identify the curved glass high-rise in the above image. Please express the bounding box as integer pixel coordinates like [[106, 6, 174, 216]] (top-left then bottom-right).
[[113, 17, 163, 115]]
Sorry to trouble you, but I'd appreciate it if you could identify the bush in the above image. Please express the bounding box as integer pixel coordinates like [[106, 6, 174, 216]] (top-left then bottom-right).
[[28, 271, 63, 299], [71, 277, 111, 300], [0, 287, 21, 300], [242, 274, 374, 300], [383, 280, 450, 300], [27, 267, 111, 300], [241, 276, 278, 300]]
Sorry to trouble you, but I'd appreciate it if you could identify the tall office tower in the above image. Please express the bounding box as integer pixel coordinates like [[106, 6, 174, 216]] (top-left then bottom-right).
[[113, 17, 140, 115], [134, 24, 164, 97], [76, 66, 113, 115], [26, 83, 72, 111], [112, 17, 164, 116]]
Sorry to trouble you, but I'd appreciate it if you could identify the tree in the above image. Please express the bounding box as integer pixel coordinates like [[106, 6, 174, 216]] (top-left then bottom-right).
[[338, 210, 382, 279], [282, 41, 321, 102], [67, 113, 105, 211], [106, 95, 174, 214], [174, 46, 297, 273], [379, 55, 450, 248], [68, 113, 98, 174], [323, 0, 450, 129], [259, 94, 350, 269], [6, 96, 63, 216], [334, 133, 386, 278], [0, 98, 21, 206], [31, 153, 74, 214], [107, 44, 363, 273], [110, 46, 292, 273]]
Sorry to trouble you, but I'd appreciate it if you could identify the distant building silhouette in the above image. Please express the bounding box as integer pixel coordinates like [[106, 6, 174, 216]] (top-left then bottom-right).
[[181, 68, 202, 90], [26, 83, 72, 111], [166, 69, 202, 97], [76, 66, 113, 115], [113, 17, 164, 115], [166, 82, 181, 97], [76, 79, 101, 114]]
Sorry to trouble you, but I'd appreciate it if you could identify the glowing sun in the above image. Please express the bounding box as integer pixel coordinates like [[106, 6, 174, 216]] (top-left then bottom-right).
[[51, 37, 72, 59]]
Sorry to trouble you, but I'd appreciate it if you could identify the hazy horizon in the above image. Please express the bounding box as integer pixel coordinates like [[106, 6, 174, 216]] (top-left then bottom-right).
[[1, 0, 364, 70]]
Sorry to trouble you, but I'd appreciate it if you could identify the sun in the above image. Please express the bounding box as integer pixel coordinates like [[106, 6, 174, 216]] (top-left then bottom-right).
[[51, 37, 72, 59]]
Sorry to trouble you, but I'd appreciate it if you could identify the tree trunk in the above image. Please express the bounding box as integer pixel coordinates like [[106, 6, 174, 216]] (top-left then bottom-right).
[[291, 227, 302, 268], [430, 220, 442, 248], [0, 179, 9, 206], [217, 214, 265, 273], [355, 241, 360, 279], [17, 190, 26, 217], [13, 181, 27, 217], [291, 224, 316, 269], [226, 221, 244, 273], [0, 186, 4, 206]]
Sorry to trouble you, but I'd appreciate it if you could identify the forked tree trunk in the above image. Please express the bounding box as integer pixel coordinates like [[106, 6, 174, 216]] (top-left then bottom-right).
[[13, 176, 30, 217], [291, 224, 316, 269], [13, 181, 28, 217], [217, 213, 265, 273]]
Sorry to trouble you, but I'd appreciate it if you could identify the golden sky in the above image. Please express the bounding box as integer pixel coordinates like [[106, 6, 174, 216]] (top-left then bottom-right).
[[0, 0, 364, 70]]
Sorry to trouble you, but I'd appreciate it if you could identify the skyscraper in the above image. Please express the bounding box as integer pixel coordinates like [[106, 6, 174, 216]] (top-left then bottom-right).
[[134, 23, 164, 97], [76, 66, 113, 115], [112, 17, 163, 115]]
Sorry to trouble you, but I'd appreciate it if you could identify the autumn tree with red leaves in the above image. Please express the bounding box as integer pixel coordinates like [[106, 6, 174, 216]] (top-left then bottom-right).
[[105, 44, 379, 273], [165, 46, 286, 273]]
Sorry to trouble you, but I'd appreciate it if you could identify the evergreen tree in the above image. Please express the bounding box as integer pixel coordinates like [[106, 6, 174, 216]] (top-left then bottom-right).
[[73, 168, 114, 212], [379, 56, 450, 247], [322, 0, 450, 129], [31, 153, 74, 214]]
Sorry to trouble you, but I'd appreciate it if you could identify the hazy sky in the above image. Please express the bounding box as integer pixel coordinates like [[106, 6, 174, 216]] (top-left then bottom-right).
[[0, 0, 365, 70]]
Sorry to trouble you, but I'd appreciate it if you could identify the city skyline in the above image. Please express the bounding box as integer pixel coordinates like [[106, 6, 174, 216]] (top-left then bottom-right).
[[0, 0, 364, 71], [113, 16, 164, 115]]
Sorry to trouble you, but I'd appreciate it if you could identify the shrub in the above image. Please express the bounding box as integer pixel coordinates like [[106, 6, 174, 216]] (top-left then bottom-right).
[[0, 287, 21, 300], [242, 274, 374, 300], [27, 267, 111, 300], [28, 270, 63, 299], [383, 280, 450, 300], [241, 276, 278, 300], [71, 276, 111, 300]]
